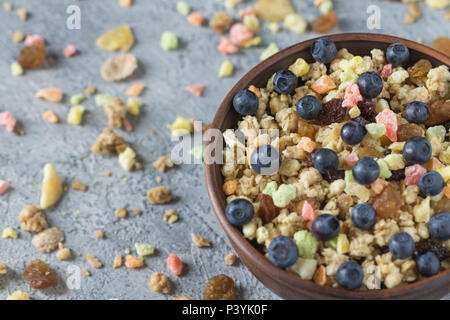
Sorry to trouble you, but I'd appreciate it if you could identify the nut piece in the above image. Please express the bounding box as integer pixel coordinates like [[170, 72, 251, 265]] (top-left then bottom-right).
[[91, 128, 129, 154], [19, 205, 48, 232], [103, 98, 128, 129], [32, 227, 64, 253], [163, 209, 179, 224], [313, 265, 328, 286], [81, 268, 91, 277], [152, 156, 174, 173], [112, 254, 123, 268], [191, 233, 211, 247], [0, 262, 7, 277], [71, 181, 88, 192], [40, 164, 63, 209], [94, 230, 104, 239], [147, 186, 172, 204], [131, 208, 142, 215], [56, 243, 71, 261], [224, 253, 237, 266], [86, 253, 103, 269], [149, 272, 171, 294], [115, 208, 128, 218]]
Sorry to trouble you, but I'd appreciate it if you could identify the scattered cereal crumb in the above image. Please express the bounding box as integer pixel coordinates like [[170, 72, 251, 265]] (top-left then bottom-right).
[[173, 296, 192, 300], [85, 86, 96, 95], [283, 13, 307, 34], [224, 253, 238, 266], [71, 181, 88, 192], [126, 83, 145, 97], [118, 0, 132, 7], [218, 60, 234, 78], [12, 30, 24, 43], [0, 262, 7, 277], [80, 267, 91, 277], [155, 176, 162, 183], [115, 208, 128, 218], [112, 254, 123, 268], [446, 10, 450, 20], [92, 129, 129, 155], [210, 12, 233, 34], [63, 44, 77, 58], [152, 156, 174, 173], [131, 208, 142, 215], [191, 233, 211, 247], [124, 248, 131, 255], [149, 272, 171, 293], [7, 291, 30, 300], [225, 0, 242, 10], [35, 88, 63, 103], [103, 98, 129, 129], [56, 243, 71, 261], [2, 227, 17, 239], [40, 164, 63, 209], [32, 227, 64, 253], [19, 205, 48, 232], [73, 210, 81, 216], [163, 209, 179, 224], [101, 53, 138, 82], [105, 171, 112, 177], [15, 7, 27, 21], [42, 110, 59, 123], [135, 243, 155, 256], [94, 230, 104, 239], [147, 186, 172, 204], [2, 2, 12, 11], [166, 254, 183, 276], [125, 255, 144, 268], [135, 162, 143, 170], [0, 180, 9, 195], [86, 253, 103, 269]]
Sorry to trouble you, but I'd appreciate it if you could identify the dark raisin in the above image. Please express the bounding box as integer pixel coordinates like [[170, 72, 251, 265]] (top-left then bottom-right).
[[322, 169, 345, 182], [257, 193, 280, 224], [357, 98, 376, 123], [386, 169, 405, 181], [353, 116, 370, 127], [307, 152, 314, 167], [415, 239, 450, 261], [315, 99, 347, 125]]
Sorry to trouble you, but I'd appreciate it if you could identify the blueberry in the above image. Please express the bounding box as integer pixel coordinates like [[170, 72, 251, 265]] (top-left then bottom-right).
[[403, 136, 432, 165], [416, 251, 441, 277], [232, 89, 259, 116], [273, 70, 298, 95], [389, 232, 415, 259], [250, 144, 282, 175], [310, 38, 337, 64], [341, 121, 367, 145], [225, 198, 254, 226], [386, 43, 410, 67], [352, 157, 380, 185], [335, 261, 364, 290], [296, 95, 323, 120], [357, 72, 383, 99], [311, 214, 340, 241], [268, 236, 299, 268], [312, 148, 339, 176], [419, 171, 445, 196], [429, 212, 450, 241], [351, 203, 377, 230], [405, 101, 430, 124]]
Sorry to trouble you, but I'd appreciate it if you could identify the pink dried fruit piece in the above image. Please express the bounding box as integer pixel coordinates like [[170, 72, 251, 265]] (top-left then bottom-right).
[[185, 84, 206, 97], [217, 37, 239, 55], [404, 164, 427, 186], [166, 254, 183, 276], [229, 23, 253, 45], [0, 180, 9, 195], [0, 111, 17, 132], [381, 64, 393, 79], [63, 44, 77, 58], [376, 109, 398, 142], [344, 153, 359, 167], [342, 81, 363, 109]]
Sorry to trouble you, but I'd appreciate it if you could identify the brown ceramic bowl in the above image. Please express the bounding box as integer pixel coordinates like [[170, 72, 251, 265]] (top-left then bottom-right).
[[205, 33, 450, 299]]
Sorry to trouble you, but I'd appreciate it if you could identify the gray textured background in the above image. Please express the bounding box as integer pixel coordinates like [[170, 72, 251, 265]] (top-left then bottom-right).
[[0, 0, 448, 300]]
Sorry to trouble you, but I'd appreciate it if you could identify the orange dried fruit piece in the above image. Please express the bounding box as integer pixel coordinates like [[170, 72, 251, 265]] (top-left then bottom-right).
[[18, 42, 46, 69], [125, 255, 144, 268], [432, 37, 450, 57], [312, 11, 338, 34], [407, 59, 432, 78], [397, 123, 424, 141], [222, 180, 238, 195], [427, 157, 445, 171], [96, 24, 135, 52], [35, 88, 63, 103], [372, 184, 402, 218], [426, 100, 450, 126], [311, 75, 336, 94], [254, 0, 294, 22], [203, 274, 236, 300], [23, 259, 57, 289]]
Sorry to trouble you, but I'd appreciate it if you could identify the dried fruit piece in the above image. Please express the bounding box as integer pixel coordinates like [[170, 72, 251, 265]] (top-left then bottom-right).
[[397, 123, 424, 141], [428, 157, 445, 171], [381, 64, 393, 79], [0, 111, 16, 133], [7, 291, 30, 300], [40, 164, 63, 209], [126, 83, 145, 96], [344, 153, 359, 167], [188, 12, 204, 26], [426, 100, 450, 126], [18, 42, 46, 69], [229, 23, 253, 45], [185, 84, 206, 97], [311, 75, 336, 94], [312, 11, 338, 34], [63, 44, 77, 57], [42, 110, 59, 123], [0, 180, 8, 195], [160, 31, 178, 51], [217, 37, 239, 54], [376, 109, 398, 142], [32, 227, 64, 253], [404, 164, 427, 186], [86, 253, 103, 268], [96, 25, 134, 52], [35, 88, 63, 103], [432, 37, 450, 57], [101, 53, 137, 82], [218, 60, 234, 78], [257, 193, 280, 224], [372, 185, 402, 218], [67, 105, 85, 125], [342, 81, 363, 108], [357, 99, 376, 123], [255, 0, 294, 22], [408, 59, 432, 78], [166, 254, 183, 275], [203, 274, 236, 300], [24, 35, 44, 47], [316, 99, 346, 125], [23, 260, 57, 289], [125, 255, 144, 268]]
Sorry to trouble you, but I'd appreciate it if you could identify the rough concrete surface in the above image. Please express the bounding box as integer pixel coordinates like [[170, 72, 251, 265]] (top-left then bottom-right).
[[0, 0, 448, 300]]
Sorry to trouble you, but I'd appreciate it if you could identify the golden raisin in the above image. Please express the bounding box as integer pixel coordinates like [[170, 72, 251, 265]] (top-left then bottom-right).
[[426, 100, 450, 126], [18, 42, 46, 69], [257, 193, 280, 224], [298, 119, 317, 139], [407, 59, 432, 78], [432, 37, 450, 57], [23, 259, 57, 289], [311, 11, 338, 34], [372, 185, 402, 218], [357, 147, 383, 159], [203, 274, 236, 300], [397, 123, 424, 141], [431, 198, 450, 213]]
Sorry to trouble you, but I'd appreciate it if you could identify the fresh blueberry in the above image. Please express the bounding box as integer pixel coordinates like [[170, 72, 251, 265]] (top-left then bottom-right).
[[341, 121, 367, 145], [250, 144, 282, 175], [419, 171, 445, 196], [312, 148, 339, 176], [225, 198, 254, 226], [310, 38, 337, 64], [429, 212, 450, 241], [311, 214, 340, 241], [389, 232, 415, 259], [357, 72, 383, 99], [403, 136, 432, 165], [386, 43, 410, 67], [352, 157, 380, 185], [416, 251, 441, 277], [296, 95, 323, 120], [405, 101, 430, 124], [351, 203, 377, 230], [273, 70, 298, 95], [335, 261, 364, 290], [268, 236, 299, 268], [232, 89, 259, 116]]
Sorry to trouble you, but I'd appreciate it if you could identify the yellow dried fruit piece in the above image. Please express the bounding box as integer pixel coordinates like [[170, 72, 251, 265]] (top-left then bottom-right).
[[255, 0, 294, 22], [240, 37, 261, 48], [2, 227, 17, 239], [170, 117, 193, 136], [288, 58, 310, 77], [96, 25, 135, 52], [218, 60, 234, 78], [67, 105, 85, 125], [437, 166, 450, 182], [7, 291, 30, 300], [118, 147, 136, 171], [40, 164, 63, 209], [336, 234, 349, 254]]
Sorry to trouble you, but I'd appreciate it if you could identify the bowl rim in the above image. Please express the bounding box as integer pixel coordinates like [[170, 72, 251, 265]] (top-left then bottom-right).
[[205, 33, 450, 299]]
